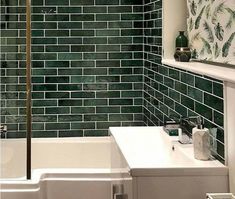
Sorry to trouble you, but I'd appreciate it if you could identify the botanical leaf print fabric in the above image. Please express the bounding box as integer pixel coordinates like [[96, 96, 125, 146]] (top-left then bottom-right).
[[187, 0, 235, 65]]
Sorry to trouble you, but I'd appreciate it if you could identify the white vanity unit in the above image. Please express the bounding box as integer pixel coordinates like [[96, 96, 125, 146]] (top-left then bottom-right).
[[109, 126, 229, 199]]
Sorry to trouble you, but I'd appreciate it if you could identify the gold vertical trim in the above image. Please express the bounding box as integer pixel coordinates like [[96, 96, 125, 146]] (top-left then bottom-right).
[[26, 0, 32, 180]]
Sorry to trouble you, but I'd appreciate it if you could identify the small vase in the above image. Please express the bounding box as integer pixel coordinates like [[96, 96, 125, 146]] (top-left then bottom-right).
[[175, 31, 188, 48]]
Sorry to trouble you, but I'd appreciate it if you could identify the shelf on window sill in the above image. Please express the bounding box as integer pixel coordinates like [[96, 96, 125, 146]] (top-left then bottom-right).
[[162, 59, 235, 84]]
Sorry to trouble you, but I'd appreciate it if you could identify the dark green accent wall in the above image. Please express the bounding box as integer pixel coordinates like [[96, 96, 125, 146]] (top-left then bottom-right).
[[1, 0, 225, 162], [0, 0, 144, 138], [143, 0, 225, 162]]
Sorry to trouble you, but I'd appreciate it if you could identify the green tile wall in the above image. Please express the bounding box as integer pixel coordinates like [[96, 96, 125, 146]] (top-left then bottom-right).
[[0, 0, 225, 163], [143, 0, 225, 162], [0, 0, 144, 138]]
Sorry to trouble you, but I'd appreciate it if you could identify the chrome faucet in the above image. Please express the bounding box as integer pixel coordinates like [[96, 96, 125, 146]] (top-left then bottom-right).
[[0, 124, 7, 138], [164, 116, 202, 144]]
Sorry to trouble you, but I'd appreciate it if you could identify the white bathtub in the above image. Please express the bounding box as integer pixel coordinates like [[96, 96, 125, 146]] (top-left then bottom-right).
[[0, 137, 124, 199]]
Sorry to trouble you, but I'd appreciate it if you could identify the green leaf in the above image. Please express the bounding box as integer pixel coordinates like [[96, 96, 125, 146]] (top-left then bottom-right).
[[201, 37, 212, 54], [188, 18, 194, 32], [212, 2, 225, 24], [195, 6, 206, 29], [214, 42, 220, 58], [203, 21, 214, 42], [205, 5, 211, 19], [222, 32, 235, 57]]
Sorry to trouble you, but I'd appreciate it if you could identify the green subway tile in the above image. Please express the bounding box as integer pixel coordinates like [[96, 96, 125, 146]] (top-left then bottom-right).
[[32, 53, 57, 60], [58, 38, 82, 44], [45, 15, 69, 21], [84, 114, 108, 121], [84, 99, 107, 106], [58, 115, 82, 122], [109, 68, 132, 75], [32, 22, 57, 29], [96, 76, 120, 83], [108, 21, 132, 28], [213, 82, 223, 98], [45, 76, 69, 83], [97, 122, 121, 129], [71, 45, 95, 52], [195, 77, 212, 93], [169, 68, 180, 80], [96, 30, 120, 36], [33, 131, 57, 138], [122, 91, 142, 97], [109, 99, 133, 105], [109, 52, 132, 59], [195, 102, 213, 120], [204, 93, 223, 113], [58, 69, 82, 75], [70, 0, 94, 5], [121, 13, 143, 20], [33, 100, 57, 107], [108, 37, 132, 44], [109, 114, 133, 121], [71, 14, 94, 21], [181, 95, 194, 110], [84, 130, 108, 136], [71, 76, 95, 83], [214, 111, 224, 127], [175, 102, 187, 116], [58, 53, 82, 60], [164, 96, 174, 109], [83, 6, 106, 13], [45, 30, 69, 37], [84, 68, 107, 75], [96, 45, 120, 52], [32, 38, 56, 44], [46, 45, 69, 52], [32, 92, 44, 99], [108, 6, 132, 13], [59, 99, 82, 106], [96, 60, 120, 67], [58, 84, 82, 91], [83, 83, 107, 90], [109, 83, 132, 90], [45, 92, 69, 98], [83, 37, 107, 44], [45, 0, 69, 5], [84, 53, 107, 60], [188, 86, 203, 102], [71, 91, 95, 98], [71, 122, 95, 129], [95, 0, 119, 5], [32, 115, 57, 122], [46, 107, 70, 114], [71, 30, 95, 36], [121, 106, 142, 113], [58, 7, 82, 13], [58, 22, 82, 29], [71, 107, 95, 114], [181, 72, 194, 86], [59, 130, 83, 137], [121, 0, 142, 5], [121, 29, 143, 36], [33, 84, 56, 91], [96, 106, 120, 113], [96, 14, 120, 21], [96, 91, 120, 98], [71, 61, 95, 68], [45, 61, 69, 68], [83, 22, 107, 29], [175, 81, 187, 95], [46, 123, 70, 130], [121, 75, 142, 82]]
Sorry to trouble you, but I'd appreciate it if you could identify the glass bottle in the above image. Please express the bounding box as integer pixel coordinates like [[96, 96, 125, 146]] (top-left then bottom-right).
[[175, 31, 188, 48]]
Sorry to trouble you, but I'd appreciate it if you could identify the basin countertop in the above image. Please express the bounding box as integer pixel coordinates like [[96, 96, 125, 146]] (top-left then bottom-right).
[[109, 126, 228, 177]]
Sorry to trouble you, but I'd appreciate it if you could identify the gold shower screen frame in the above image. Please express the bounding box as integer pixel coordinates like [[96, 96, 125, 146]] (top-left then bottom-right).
[[26, 0, 32, 180]]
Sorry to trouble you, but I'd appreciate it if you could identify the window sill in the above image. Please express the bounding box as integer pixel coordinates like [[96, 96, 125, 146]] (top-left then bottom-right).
[[162, 59, 235, 84]]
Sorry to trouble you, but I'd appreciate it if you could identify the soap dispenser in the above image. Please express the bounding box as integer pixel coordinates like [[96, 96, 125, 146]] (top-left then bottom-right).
[[192, 117, 211, 160]]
